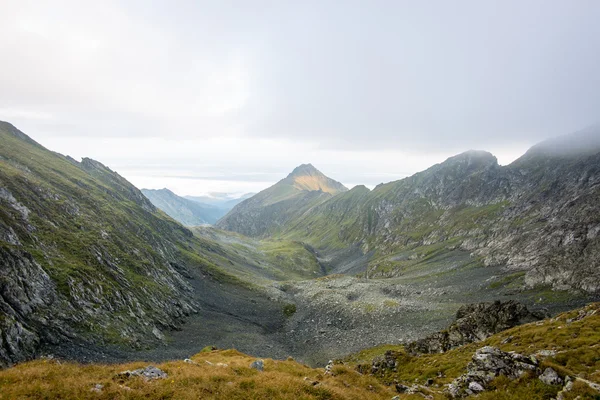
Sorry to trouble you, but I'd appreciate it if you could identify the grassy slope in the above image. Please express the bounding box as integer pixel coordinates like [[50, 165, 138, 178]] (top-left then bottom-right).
[[0, 122, 307, 356], [191, 226, 323, 282], [1, 303, 597, 399], [0, 122, 249, 291]]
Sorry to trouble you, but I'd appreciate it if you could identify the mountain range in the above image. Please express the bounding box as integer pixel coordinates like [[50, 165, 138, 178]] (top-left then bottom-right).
[[220, 128, 600, 294], [1, 120, 599, 375]]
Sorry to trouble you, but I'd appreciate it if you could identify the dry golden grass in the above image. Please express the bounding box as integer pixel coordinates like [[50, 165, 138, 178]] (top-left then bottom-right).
[[0, 349, 394, 399], [1, 304, 599, 399]]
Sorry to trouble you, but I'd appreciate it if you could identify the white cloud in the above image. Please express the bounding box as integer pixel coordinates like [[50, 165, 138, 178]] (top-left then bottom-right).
[[0, 0, 597, 194]]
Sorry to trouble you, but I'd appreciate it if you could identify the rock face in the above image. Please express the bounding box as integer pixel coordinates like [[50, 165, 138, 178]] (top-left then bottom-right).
[[0, 122, 206, 366], [0, 248, 59, 367], [216, 164, 347, 237], [406, 301, 543, 354], [448, 346, 540, 397]]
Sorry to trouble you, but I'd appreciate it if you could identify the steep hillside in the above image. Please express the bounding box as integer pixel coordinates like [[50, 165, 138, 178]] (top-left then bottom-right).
[[1, 303, 597, 399], [0, 122, 293, 368], [216, 164, 347, 236], [275, 129, 600, 295], [141, 188, 225, 225]]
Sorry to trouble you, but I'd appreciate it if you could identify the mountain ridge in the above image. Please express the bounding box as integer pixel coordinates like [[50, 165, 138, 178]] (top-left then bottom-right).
[[227, 127, 600, 295]]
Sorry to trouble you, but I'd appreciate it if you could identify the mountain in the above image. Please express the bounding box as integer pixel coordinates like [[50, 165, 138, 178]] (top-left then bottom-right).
[[141, 188, 226, 225], [216, 164, 348, 236], [0, 121, 294, 367], [237, 129, 600, 296], [185, 192, 255, 209], [2, 120, 599, 373]]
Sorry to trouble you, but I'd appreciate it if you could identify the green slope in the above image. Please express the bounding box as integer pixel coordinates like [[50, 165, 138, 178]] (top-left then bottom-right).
[[271, 133, 600, 296], [0, 121, 315, 367]]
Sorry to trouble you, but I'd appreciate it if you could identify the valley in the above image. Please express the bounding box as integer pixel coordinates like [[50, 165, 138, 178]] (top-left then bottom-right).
[[1, 121, 599, 398]]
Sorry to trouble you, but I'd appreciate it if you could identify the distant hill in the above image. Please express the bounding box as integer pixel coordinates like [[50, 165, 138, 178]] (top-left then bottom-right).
[[185, 192, 255, 209], [216, 164, 348, 236], [141, 188, 226, 225]]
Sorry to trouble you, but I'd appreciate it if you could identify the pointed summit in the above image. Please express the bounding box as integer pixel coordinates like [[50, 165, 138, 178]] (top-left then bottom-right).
[[216, 164, 347, 236], [284, 164, 348, 194], [287, 163, 320, 178]]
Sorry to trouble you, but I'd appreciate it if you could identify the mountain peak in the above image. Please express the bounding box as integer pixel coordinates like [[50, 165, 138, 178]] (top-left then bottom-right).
[[523, 125, 600, 159], [287, 163, 320, 178], [284, 164, 347, 194], [439, 150, 498, 170], [0, 120, 42, 147]]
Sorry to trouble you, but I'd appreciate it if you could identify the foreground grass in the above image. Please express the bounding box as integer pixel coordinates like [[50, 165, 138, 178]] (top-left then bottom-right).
[[1, 304, 598, 399], [0, 350, 393, 400]]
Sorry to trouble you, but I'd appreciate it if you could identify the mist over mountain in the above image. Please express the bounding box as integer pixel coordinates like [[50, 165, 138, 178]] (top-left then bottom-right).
[[185, 192, 255, 209], [141, 188, 225, 225]]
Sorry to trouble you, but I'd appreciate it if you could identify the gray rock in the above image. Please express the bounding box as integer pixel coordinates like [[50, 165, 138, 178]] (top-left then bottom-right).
[[90, 384, 104, 393], [535, 350, 557, 358], [407, 301, 542, 355], [539, 367, 563, 385], [468, 381, 484, 392], [395, 383, 409, 393], [448, 346, 539, 398], [117, 366, 167, 381], [324, 360, 334, 374], [250, 359, 264, 371]]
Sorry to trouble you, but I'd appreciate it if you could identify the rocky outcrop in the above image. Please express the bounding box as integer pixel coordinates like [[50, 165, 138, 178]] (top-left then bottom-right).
[[538, 367, 563, 385], [406, 301, 542, 355], [249, 359, 264, 371], [0, 247, 59, 367], [448, 346, 540, 397]]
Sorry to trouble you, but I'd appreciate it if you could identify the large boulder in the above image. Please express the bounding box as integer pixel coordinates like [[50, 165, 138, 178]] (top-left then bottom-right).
[[407, 300, 542, 355], [448, 346, 539, 397]]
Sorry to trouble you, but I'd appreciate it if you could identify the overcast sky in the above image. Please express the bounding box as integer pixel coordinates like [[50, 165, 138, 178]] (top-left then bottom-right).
[[1, 1, 599, 196]]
